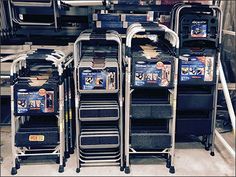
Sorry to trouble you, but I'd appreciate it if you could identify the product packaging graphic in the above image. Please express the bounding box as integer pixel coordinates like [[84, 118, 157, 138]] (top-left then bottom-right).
[[180, 56, 214, 82], [134, 61, 172, 87], [17, 88, 54, 114]]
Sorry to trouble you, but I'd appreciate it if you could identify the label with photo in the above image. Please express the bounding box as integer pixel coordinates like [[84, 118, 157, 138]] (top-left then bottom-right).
[[134, 61, 172, 87], [191, 21, 207, 38], [17, 89, 54, 114], [180, 56, 214, 82], [81, 70, 116, 90]]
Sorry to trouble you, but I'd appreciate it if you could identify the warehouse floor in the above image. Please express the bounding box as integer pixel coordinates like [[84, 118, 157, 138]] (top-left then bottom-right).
[[0, 126, 235, 176]]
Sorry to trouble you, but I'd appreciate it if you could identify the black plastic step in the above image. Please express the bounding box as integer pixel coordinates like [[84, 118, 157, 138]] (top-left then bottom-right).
[[80, 127, 120, 149], [177, 93, 213, 111], [176, 118, 212, 135], [131, 133, 171, 150], [15, 116, 59, 147], [15, 129, 59, 147], [131, 103, 172, 119], [79, 101, 119, 121], [131, 119, 169, 133]]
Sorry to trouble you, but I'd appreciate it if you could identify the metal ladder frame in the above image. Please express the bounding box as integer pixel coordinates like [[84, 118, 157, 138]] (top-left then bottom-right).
[[73, 30, 124, 172], [124, 22, 179, 174]]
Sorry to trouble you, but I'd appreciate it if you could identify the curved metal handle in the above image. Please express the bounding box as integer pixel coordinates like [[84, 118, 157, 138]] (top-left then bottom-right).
[[170, 2, 184, 30], [74, 30, 122, 67], [11, 0, 52, 7], [10, 0, 58, 29], [174, 4, 223, 45], [126, 23, 179, 49]]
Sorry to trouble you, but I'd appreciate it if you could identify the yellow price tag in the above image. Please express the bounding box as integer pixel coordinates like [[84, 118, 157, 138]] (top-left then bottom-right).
[[29, 135, 45, 142]]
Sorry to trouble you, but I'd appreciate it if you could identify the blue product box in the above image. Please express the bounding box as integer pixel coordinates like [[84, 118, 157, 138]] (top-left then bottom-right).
[[134, 61, 172, 87], [180, 56, 214, 83], [81, 71, 116, 90], [16, 89, 55, 114]]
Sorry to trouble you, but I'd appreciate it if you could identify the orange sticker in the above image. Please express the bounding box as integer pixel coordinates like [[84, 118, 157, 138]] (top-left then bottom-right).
[[156, 62, 164, 69], [29, 135, 45, 142], [38, 89, 46, 96]]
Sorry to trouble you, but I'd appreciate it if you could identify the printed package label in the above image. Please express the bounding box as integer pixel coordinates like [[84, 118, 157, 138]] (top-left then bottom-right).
[[135, 61, 172, 87], [17, 89, 54, 114], [191, 21, 207, 38], [181, 56, 214, 82], [81, 71, 116, 90]]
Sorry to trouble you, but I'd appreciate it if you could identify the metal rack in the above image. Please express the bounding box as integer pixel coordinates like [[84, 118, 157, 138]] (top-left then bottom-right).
[[10, 48, 73, 175], [124, 22, 179, 174], [171, 3, 223, 156], [7, 0, 59, 29], [73, 30, 124, 173]]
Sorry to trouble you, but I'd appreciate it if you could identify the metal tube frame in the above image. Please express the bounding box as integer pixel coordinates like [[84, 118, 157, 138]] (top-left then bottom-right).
[[174, 4, 224, 156], [124, 22, 179, 174], [11, 0, 53, 7], [10, 50, 72, 174], [61, 0, 104, 6], [8, 0, 58, 28], [73, 30, 124, 172]]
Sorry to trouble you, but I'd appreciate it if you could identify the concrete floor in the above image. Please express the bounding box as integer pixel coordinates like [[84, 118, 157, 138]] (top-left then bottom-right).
[[0, 126, 235, 176]]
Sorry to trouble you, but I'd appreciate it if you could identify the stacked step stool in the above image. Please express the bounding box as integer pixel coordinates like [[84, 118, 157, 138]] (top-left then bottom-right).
[[74, 30, 124, 172], [10, 48, 73, 175], [93, 11, 154, 30], [124, 22, 179, 174]]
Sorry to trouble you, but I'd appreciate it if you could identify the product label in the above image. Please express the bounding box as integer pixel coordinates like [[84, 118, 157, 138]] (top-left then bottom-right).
[[134, 61, 172, 87], [81, 70, 116, 90], [17, 89, 54, 114], [29, 135, 45, 142], [180, 56, 214, 82], [191, 21, 207, 38]]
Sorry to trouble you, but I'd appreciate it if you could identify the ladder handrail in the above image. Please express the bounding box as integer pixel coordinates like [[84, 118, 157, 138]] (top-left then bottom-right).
[[219, 61, 236, 134]]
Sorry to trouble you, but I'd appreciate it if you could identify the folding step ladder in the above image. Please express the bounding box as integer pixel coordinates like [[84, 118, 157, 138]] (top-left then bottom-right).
[[73, 30, 124, 173], [10, 48, 73, 175], [124, 22, 179, 174], [171, 3, 223, 156]]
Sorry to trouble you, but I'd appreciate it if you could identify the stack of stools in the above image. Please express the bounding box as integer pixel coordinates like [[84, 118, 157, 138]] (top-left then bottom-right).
[[64, 60, 76, 158], [124, 23, 179, 174], [171, 3, 223, 156], [10, 49, 73, 175], [74, 30, 124, 172], [93, 11, 154, 30]]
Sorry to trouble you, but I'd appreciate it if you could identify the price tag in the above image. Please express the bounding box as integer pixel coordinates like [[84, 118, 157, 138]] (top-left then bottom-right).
[[29, 135, 45, 142]]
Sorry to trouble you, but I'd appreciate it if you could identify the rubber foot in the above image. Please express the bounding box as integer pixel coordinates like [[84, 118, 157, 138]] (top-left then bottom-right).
[[210, 152, 215, 156], [166, 160, 171, 169], [69, 148, 74, 154], [58, 165, 64, 173], [124, 167, 130, 174], [11, 167, 17, 175], [169, 166, 175, 174], [76, 168, 80, 173], [15, 159, 20, 170], [205, 146, 210, 151], [120, 166, 124, 171]]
